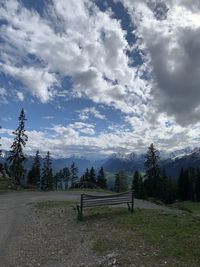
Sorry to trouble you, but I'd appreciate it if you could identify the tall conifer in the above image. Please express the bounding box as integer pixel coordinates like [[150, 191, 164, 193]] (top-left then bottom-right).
[[7, 109, 28, 184], [27, 150, 41, 187], [70, 162, 78, 187], [144, 143, 160, 197], [41, 151, 53, 190], [97, 167, 107, 189]]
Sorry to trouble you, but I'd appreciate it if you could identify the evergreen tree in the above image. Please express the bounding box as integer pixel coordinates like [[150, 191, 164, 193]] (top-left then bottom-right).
[[132, 171, 140, 197], [196, 168, 200, 201], [178, 168, 190, 200], [7, 109, 28, 184], [80, 174, 85, 183], [27, 150, 41, 187], [97, 167, 107, 189], [114, 170, 128, 192], [138, 175, 146, 199], [84, 168, 90, 182], [80, 168, 90, 184], [144, 143, 160, 198], [0, 126, 2, 157], [160, 168, 177, 204], [41, 151, 53, 190], [0, 126, 2, 171], [70, 162, 78, 188], [54, 171, 61, 189], [188, 167, 196, 201], [114, 172, 120, 193], [132, 171, 145, 199], [89, 167, 96, 184], [63, 167, 70, 189]]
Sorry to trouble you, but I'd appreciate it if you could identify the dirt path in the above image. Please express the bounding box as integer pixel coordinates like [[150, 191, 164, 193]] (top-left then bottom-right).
[[0, 191, 177, 266]]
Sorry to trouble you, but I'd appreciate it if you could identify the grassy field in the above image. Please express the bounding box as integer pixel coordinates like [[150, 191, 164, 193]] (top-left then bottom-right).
[[171, 201, 200, 213], [33, 200, 200, 266], [90, 208, 200, 266]]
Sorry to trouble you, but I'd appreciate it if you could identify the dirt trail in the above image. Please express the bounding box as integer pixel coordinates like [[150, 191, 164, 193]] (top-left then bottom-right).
[[0, 191, 176, 266]]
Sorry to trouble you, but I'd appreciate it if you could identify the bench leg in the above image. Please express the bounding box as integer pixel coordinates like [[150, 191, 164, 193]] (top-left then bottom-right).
[[127, 202, 134, 213], [77, 205, 83, 221]]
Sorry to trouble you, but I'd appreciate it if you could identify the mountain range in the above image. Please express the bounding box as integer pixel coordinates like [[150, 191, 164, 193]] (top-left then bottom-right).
[[1, 147, 200, 179]]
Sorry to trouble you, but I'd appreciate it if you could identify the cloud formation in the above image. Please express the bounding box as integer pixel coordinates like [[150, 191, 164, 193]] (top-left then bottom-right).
[[0, 0, 148, 113], [118, 0, 200, 125], [1, 0, 200, 157]]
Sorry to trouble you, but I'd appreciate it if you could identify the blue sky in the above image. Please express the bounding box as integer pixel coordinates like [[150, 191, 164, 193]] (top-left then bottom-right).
[[1, 0, 200, 158]]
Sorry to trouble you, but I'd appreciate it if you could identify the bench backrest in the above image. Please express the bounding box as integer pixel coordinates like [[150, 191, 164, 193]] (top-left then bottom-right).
[[81, 190, 134, 207]]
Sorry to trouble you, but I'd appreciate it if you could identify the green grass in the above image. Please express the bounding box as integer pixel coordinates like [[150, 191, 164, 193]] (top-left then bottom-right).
[[89, 207, 200, 266], [34, 200, 200, 266], [172, 201, 200, 213], [35, 200, 75, 209]]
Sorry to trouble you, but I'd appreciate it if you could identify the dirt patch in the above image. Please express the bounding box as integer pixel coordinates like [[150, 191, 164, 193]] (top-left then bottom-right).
[[3, 202, 122, 267], [2, 200, 199, 267]]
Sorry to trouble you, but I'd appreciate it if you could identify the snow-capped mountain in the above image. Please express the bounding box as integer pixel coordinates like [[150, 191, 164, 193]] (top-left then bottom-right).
[[169, 147, 200, 160], [1, 147, 200, 178], [109, 152, 136, 161]]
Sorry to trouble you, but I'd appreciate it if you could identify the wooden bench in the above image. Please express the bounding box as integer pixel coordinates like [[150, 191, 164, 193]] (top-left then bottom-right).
[[76, 190, 134, 220]]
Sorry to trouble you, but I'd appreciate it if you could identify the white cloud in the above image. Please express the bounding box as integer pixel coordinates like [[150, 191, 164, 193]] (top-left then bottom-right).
[[1, 0, 200, 156], [0, 88, 8, 104], [42, 116, 54, 120], [1, 64, 57, 103], [78, 107, 106, 121], [0, 0, 148, 114], [117, 0, 200, 125], [16, 91, 24, 101], [2, 115, 200, 158]]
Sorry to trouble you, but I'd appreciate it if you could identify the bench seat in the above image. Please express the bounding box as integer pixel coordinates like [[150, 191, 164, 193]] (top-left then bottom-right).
[[77, 190, 134, 220]]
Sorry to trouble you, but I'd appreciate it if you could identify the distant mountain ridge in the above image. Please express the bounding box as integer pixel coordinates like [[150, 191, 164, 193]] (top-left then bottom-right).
[[1, 147, 200, 178]]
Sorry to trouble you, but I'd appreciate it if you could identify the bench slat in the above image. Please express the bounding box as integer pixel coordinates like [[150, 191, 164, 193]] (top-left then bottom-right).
[[82, 191, 132, 200], [83, 201, 131, 207], [82, 197, 131, 204], [82, 196, 132, 201], [82, 198, 132, 206], [77, 190, 134, 220]]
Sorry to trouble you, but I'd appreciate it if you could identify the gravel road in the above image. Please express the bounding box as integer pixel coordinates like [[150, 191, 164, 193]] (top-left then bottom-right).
[[0, 191, 176, 266]]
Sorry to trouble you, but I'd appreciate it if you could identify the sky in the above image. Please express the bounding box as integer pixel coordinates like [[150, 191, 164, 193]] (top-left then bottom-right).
[[0, 0, 200, 158]]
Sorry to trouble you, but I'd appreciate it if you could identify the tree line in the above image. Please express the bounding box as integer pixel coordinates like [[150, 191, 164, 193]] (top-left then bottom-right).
[[114, 143, 200, 203], [26, 150, 107, 190], [0, 109, 200, 203], [0, 109, 107, 190]]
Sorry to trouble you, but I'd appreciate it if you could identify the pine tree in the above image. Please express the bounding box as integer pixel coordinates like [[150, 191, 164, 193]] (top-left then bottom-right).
[[27, 150, 41, 187], [114, 170, 128, 192], [7, 109, 28, 184], [0, 126, 2, 157], [70, 162, 78, 188], [144, 143, 160, 198], [114, 173, 120, 193], [80, 168, 90, 184], [196, 168, 200, 201], [63, 167, 70, 189], [132, 171, 146, 199], [84, 168, 90, 182], [188, 167, 196, 201], [178, 168, 190, 200], [0, 126, 2, 171], [41, 151, 53, 190], [54, 171, 61, 189], [89, 167, 96, 184], [138, 175, 146, 199], [97, 167, 107, 189], [160, 168, 177, 204], [132, 171, 140, 197]]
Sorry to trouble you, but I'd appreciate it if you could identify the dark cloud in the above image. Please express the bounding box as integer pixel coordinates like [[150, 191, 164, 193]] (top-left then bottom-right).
[[147, 27, 200, 125]]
